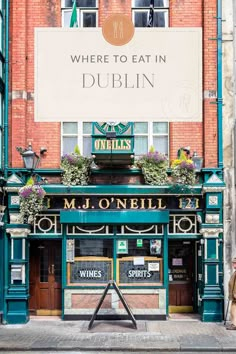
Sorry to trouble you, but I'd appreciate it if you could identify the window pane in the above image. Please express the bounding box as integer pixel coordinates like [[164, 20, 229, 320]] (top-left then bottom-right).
[[62, 0, 97, 7], [82, 12, 96, 27], [63, 10, 73, 27], [75, 239, 112, 257], [83, 136, 92, 156], [83, 122, 92, 134], [78, 0, 96, 7], [154, 11, 166, 27], [135, 136, 148, 155], [153, 136, 168, 155], [63, 122, 78, 134], [63, 137, 78, 155], [134, 11, 147, 27], [133, 0, 169, 7], [134, 122, 148, 134], [153, 122, 168, 134]]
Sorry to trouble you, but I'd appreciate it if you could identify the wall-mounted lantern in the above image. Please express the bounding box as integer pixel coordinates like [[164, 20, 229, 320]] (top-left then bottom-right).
[[192, 152, 203, 171]]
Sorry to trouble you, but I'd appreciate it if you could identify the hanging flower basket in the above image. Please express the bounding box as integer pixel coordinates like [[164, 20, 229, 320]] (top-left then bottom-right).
[[171, 159, 196, 185], [136, 151, 168, 185], [18, 184, 47, 224], [61, 153, 93, 186]]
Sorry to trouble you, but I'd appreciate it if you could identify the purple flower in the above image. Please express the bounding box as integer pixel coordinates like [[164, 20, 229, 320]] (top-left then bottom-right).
[[19, 185, 46, 200], [180, 161, 194, 170]]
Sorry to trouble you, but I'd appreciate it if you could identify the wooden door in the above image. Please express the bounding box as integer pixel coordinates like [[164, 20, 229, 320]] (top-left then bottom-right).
[[29, 240, 62, 315], [168, 241, 194, 312]]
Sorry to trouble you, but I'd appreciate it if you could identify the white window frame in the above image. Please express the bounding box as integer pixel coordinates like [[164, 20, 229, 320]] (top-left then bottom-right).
[[61, 1, 98, 28], [61, 121, 169, 158], [132, 9, 169, 27], [134, 122, 169, 157]]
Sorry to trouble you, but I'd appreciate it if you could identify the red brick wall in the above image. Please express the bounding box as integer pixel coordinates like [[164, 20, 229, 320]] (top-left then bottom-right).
[[9, 0, 218, 168], [9, 0, 61, 168]]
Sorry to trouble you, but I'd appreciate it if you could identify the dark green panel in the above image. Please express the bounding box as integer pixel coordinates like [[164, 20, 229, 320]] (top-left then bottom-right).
[[13, 239, 22, 260], [60, 210, 169, 224]]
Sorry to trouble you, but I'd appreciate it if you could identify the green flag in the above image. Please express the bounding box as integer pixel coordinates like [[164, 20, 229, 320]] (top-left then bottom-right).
[[70, 0, 78, 27]]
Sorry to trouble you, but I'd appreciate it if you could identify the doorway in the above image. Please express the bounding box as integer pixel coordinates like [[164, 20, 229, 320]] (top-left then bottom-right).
[[168, 240, 195, 313], [29, 240, 62, 315]]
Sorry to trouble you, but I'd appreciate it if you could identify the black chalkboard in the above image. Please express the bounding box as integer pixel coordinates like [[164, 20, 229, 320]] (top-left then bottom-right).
[[70, 261, 112, 284], [119, 260, 161, 284]]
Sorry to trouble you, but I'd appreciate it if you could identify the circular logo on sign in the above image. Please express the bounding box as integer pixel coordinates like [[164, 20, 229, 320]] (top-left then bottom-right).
[[102, 14, 135, 46]]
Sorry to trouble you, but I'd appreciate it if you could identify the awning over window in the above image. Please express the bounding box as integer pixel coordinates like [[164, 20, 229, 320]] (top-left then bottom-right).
[[60, 210, 169, 225]]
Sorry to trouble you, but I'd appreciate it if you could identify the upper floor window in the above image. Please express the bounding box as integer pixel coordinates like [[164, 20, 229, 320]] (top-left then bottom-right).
[[134, 122, 169, 157], [62, 122, 92, 157], [61, 122, 169, 159], [61, 0, 98, 27], [132, 0, 169, 27]]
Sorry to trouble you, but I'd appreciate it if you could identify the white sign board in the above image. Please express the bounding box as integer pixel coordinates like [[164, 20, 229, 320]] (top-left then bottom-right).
[[35, 28, 202, 122]]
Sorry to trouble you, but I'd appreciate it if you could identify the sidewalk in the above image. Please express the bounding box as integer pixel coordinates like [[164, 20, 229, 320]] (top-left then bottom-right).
[[0, 315, 236, 352]]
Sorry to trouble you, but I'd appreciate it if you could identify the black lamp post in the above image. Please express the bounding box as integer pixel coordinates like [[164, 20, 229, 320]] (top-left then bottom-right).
[[21, 144, 40, 170]]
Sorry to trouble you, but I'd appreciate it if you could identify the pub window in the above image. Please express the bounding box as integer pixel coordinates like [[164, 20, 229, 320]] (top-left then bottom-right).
[[132, 0, 169, 28], [74, 239, 113, 257], [134, 122, 169, 157], [67, 239, 113, 286], [117, 238, 163, 286], [61, 121, 92, 157], [61, 0, 98, 27]]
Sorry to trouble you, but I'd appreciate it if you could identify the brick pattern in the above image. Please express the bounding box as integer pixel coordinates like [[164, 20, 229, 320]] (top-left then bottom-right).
[[9, 0, 218, 168]]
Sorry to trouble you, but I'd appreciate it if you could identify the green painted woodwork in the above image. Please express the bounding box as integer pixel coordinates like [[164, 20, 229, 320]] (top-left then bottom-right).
[[163, 225, 168, 316], [201, 298, 223, 322], [60, 210, 169, 225], [0, 230, 3, 317], [206, 193, 222, 210], [206, 239, 217, 259]]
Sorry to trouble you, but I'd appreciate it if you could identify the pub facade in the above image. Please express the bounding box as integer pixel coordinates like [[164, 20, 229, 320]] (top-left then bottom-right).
[[0, 0, 226, 324]]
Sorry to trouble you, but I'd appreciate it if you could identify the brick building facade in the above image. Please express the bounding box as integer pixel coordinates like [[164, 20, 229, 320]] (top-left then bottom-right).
[[0, 0, 226, 324]]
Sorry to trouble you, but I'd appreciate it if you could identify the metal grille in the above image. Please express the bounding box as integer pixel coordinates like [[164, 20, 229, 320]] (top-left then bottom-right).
[[169, 214, 199, 234], [33, 215, 62, 234]]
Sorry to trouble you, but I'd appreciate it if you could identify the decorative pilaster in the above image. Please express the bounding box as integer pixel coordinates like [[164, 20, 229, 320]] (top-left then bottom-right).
[[4, 224, 31, 324], [200, 170, 225, 322]]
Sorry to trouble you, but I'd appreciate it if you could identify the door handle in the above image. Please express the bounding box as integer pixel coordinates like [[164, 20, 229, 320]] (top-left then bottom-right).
[[48, 266, 51, 275], [52, 264, 55, 275]]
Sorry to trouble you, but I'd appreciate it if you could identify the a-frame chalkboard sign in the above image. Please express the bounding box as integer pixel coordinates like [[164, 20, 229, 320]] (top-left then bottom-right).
[[88, 280, 137, 330]]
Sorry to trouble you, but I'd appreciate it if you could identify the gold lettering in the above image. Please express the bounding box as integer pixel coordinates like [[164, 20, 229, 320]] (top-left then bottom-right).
[[82, 198, 91, 209], [116, 198, 127, 209], [195, 198, 199, 208], [130, 198, 139, 209], [179, 198, 183, 209], [98, 198, 110, 209], [147, 198, 157, 209], [95, 140, 100, 150], [157, 198, 166, 209], [100, 140, 106, 150], [140, 198, 145, 209], [64, 198, 76, 209], [185, 198, 192, 209], [46, 197, 51, 209], [124, 139, 131, 150]]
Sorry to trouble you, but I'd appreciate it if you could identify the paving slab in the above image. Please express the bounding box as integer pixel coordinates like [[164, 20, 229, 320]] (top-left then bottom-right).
[[0, 319, 236, 352]]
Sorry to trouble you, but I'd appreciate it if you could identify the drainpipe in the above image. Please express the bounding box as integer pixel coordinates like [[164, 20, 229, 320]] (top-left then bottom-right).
[[3, 0, 9, 177], [217, 0, 223, 169]]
